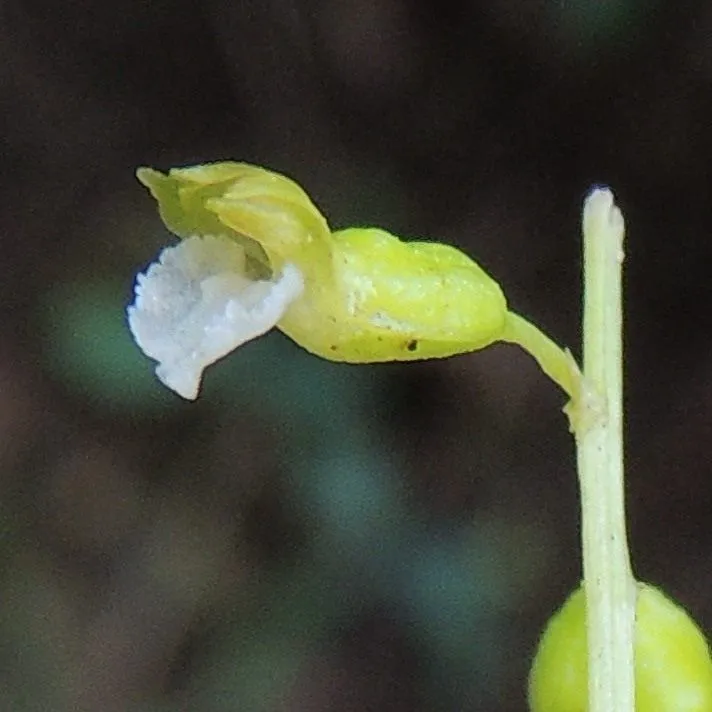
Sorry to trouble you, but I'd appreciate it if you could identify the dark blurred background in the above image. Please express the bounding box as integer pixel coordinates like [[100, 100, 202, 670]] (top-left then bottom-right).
[[2, 1, 712, 710]]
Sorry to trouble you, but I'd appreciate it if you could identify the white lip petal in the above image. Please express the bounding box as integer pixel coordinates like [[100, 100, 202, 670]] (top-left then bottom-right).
[[127, 235, 304, 399]]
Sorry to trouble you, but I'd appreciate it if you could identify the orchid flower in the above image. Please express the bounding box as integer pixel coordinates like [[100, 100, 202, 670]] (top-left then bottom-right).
[[128, 162, 574, 400]]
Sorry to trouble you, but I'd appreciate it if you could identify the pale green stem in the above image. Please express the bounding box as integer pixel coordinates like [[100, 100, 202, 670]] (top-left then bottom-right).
[[502, 188, 636, 712], [574, 188, 636, 712]]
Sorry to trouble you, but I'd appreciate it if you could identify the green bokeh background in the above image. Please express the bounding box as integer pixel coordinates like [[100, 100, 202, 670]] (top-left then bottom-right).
[[2, 1, 712, 710]]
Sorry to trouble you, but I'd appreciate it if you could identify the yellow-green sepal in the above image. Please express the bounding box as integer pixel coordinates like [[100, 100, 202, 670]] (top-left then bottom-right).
[[136, 164, 243, 239], [136, 162, 332, 273]]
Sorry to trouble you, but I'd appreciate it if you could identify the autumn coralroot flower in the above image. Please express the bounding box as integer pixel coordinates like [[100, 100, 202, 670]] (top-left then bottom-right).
[[128, 162, 527, 399]]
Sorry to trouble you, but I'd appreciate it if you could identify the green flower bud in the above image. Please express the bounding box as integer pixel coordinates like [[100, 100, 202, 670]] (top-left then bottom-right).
[[528, 584, 712, 712]]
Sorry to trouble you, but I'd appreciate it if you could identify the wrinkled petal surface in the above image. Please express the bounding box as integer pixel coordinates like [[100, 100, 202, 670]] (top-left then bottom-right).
[[127, 235, 303, 399]]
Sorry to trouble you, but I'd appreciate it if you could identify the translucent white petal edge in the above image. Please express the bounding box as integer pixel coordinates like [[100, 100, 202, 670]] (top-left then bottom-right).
[[127, 235, 304, 400]]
